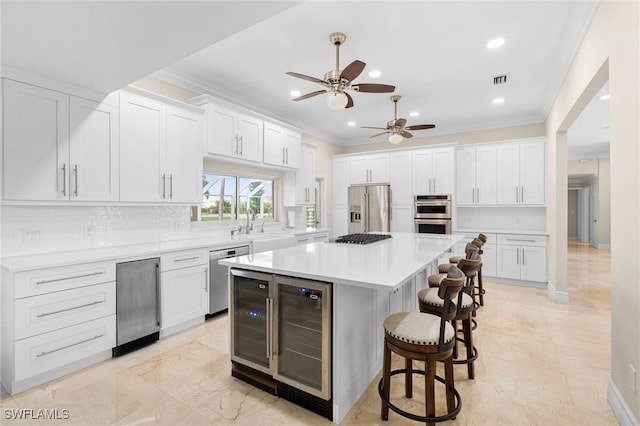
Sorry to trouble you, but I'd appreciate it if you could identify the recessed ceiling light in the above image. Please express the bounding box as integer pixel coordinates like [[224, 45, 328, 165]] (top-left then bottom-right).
[[487, 38, 505, 49], [347, 121, 356, 127], [368, 70, 381, 78], [290, 90, 301, 97], [409, 111, 419, 117], [599, 94, 610, 100], [492, 97, 505, 104]]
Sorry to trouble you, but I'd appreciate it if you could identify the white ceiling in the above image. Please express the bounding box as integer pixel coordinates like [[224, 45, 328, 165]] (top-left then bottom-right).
[[2, 1, 606, 158]]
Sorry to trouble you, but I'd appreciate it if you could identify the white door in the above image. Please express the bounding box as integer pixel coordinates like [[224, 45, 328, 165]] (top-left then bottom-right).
[[589, 184, 598, 248], [237, 114, 262, 162], [496, 144, 519, 204], [456, 148, 476, 204], [431, 147, 454, 194], [519, 141, 545, 204], [166, 106, 202, 203], [120, 92, 166, 202], [69, 97, 119, 201], [3, 80, 69, 201], [520, 246, 547, 282], [497, 245, 521, 279], [208, 104, 236, 157], [475, 145, 497, 204]]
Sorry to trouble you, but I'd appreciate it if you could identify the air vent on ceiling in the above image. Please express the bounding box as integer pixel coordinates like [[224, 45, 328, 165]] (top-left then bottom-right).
[[493, 74, 509, 85]]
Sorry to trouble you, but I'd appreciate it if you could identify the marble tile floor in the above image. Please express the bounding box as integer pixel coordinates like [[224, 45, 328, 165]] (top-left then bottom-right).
[[1, 242, 616, 425]]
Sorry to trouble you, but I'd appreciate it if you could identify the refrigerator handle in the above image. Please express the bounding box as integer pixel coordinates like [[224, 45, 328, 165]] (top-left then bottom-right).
[[364, 192, 369, 232]]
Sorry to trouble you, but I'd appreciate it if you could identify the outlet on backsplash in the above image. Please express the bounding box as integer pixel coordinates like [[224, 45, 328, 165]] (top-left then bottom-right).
[[21, 228, 42, 242], [84, 225, 95, 238]]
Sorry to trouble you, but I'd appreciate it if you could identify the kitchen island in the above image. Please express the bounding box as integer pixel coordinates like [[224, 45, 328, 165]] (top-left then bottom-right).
[[220, 232, 464, 423]]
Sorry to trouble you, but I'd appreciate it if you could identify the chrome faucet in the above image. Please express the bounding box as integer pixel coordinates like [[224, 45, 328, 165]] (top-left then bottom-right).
[[260, 218, 266, 233], [245, 208, 253, 234]]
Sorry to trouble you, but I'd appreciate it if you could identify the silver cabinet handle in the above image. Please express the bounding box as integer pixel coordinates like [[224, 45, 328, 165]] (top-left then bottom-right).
[[36, 271, 104, 285], [516, 186, 519, 203], [506, 238, 537, 242], [73, 165, 79, 197], [298, 238, 310, 243], [36, 300, 104, 318], [204, 267, 208, 292], [472, 188, 475, 203], [173, 256, 199, 262], [521, 186, 524, 203], [517, 247, 520, 265], [162, 173, 166, 199], [476, 188, 479, 203], [169, 174, 173, 200], [61, 163, 66, 196], [522, 248, 525, 265], [37, 334, 105, 358], [282, 147, 286, 164], [235, 135, 239, 155], [285, 147, 289, 164], [239, 136, 243, 156], [313, 235, 326, 240]]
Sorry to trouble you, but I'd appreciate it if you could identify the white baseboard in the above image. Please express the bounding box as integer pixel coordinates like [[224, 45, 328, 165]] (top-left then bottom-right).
[[608, 378, 639, 425], [547, 280, 570, 304], [598, 243, 611, 250]]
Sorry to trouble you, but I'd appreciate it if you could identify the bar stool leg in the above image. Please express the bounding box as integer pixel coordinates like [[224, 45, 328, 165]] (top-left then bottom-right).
[[444, 356, 456, 417], [462, 318, 475, 379], [382, 342, 391, 420], [425, 358, 436, 426], [405, 358, 413, 398]]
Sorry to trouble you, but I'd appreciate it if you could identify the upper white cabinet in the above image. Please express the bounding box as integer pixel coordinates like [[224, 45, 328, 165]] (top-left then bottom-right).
[[349, 153, 390, 184], [332, 157, 350, 205], [412, 146, 454, 195], [3, 79, 119, 202], [120, 91, 202, 203], [389, 151, 413, 204], [456, 145, 497, 205], [190, 98, 262, 163], [496, 139, 545, 205], [284, 145, 316, 206], [263, 122, 301, 169]]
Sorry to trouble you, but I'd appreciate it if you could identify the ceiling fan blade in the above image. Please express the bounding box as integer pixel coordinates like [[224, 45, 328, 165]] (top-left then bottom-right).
[[286, 71, 326, 84], [351, 83, 396, 93], [292, 90, 327, 101], [345, 92, 354, 108], [405, 124, 436, 131], [361, 126, 388, 130], [340, 60, 366, 82], [394, 118, 407, 128], [401, 131, 414, 139], [369, 131, 390, 138]]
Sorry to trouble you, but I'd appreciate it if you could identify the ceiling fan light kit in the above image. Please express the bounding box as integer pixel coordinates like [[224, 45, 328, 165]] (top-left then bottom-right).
[[286, 32, 395, 110], [388, 133, 403, 144]]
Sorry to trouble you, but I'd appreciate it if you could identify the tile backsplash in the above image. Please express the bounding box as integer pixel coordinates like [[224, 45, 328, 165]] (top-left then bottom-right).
[[1, 205, 195, 257]]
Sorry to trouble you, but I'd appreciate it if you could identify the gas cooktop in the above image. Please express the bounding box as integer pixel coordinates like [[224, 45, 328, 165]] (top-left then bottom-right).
[[330, 233, 392, 245]]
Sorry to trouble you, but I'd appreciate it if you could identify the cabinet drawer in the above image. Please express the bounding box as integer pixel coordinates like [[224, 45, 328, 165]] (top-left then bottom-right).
[[14, 315, 115, 382], [295, 232, 329, 245], [15, 282, 116, 340], [161, 248, 208, 272], [497, 234, 546, 246], [15, 261, 115, 299]]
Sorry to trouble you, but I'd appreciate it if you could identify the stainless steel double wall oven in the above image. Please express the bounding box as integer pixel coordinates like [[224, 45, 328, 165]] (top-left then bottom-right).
[[414, 194, 452, 234]]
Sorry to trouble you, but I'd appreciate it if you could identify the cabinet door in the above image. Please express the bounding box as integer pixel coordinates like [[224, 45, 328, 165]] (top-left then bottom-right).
[[475, 145, 497, 204], [519, 141, 545, 205], [332, 205, 349, 237], [369, 153, 390, 183], [496, 144, 519, 204], [3, 80, 69, 201], [237, 114, 262, 162], [412, 150, 432, 194], [456, 148, 476, 204], [332, 158, 350, 205], [283, 129, 301, 169], [120, 92, 166, 202], [431, 147, 454, 194], [296, 147, 315, 205], [208, 104, 236, 157], [390, 151, 413, 204], [390, 204, 414, 232], [480, 244, 497, 277], [161, 264, 208, 330], [521, 246, 546, 282], [166, 106, 202, 203], [69, 97, 119, 201], [263, 122, 285, 166], [349, 156, 370, 184], [497, 244, 521, 280]]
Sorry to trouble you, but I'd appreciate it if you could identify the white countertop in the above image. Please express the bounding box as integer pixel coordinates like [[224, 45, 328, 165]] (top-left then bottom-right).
[[220, 232, 465, 290], [0, 228, 330, 272], [454, 228, 549, 236]]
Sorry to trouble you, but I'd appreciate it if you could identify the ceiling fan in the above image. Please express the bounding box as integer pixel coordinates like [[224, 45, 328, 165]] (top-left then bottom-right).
[[286, 32, 395, 110], [362, 95, 436, 144]]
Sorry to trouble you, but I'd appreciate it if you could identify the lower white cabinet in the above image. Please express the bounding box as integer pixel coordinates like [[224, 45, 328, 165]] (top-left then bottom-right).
[[293, 231, 329, 245], [160, 249, 208, 335], [453, 233, 497, 277], [497, 235, 547, 282], [391, 204, 414, 233]]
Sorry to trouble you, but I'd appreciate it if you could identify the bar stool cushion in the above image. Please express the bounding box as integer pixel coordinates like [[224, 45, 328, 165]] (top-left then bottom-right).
[[383, 311, 455, 346], [448, 255, 462, 264], [428, 273, 447, 287], [418, 287, 473, 309]]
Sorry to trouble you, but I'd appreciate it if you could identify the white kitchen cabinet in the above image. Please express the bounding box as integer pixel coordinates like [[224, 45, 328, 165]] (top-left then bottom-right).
[[263, 122, 301, 169], [160, 249, 209, 336], [456, 145, 497, 205], [391, 204, 414, 232], [349, 153, 390, 184], [332, 157, 350, 205], [496, 234, 547, 282], [389, 151, 413, 204], [120, 90, 203, 203], [412, 146, 454, 195], [283, 145, 316, 206], [496, 139, 545, 205], [332, 204, 349, 237], [3, 79, 119, 202], [293, 230, 329, 245]]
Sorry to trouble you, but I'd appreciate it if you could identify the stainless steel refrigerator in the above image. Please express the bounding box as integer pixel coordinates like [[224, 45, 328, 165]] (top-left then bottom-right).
[[348, 184, 390, 233]]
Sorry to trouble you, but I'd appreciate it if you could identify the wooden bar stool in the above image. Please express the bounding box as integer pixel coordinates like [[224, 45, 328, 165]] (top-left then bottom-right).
[[419, 253, 482, 380], [379, 267, 465, 425]]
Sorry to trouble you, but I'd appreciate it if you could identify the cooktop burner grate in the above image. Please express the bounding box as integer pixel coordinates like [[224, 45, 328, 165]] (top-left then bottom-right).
[[330, 233, 392, 245]]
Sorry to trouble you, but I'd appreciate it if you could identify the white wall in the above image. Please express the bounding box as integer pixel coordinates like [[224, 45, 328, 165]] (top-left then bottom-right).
[[545, 0, 639, 420]]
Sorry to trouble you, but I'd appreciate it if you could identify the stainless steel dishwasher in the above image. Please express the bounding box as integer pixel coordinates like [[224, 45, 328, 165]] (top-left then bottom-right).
[[113, 257, 161, 356], [208, 245, 250, 316]]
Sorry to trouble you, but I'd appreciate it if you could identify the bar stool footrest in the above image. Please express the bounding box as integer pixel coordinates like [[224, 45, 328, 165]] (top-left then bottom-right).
[[378, 368, 462, 423], [452, 341, 479, 364]]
